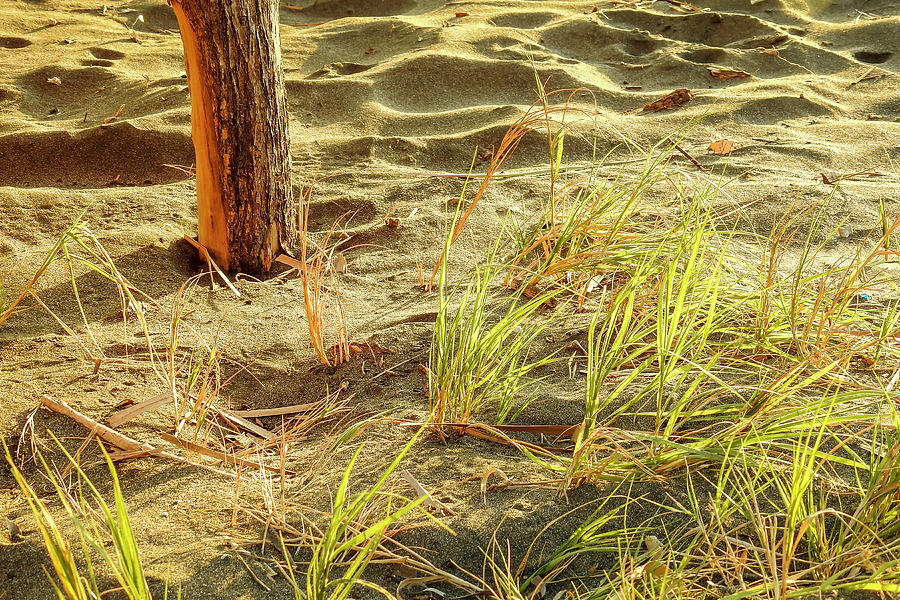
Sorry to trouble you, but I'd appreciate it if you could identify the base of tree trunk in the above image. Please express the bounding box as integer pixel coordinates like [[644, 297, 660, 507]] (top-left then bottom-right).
[[170, 0, 295, 274]]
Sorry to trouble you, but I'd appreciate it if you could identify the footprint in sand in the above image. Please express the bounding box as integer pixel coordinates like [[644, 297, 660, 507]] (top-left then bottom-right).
[[81, 47, 125, 67], [0, 123, 195, 188], [310, 62, 375, 78], [605, 9, 787, 50], [490, 11, 559, 29], [0, 85, 16, 102], [88, 47, 126, 60], [293, 0, 417, 18], [854, 50, 892, 64], [0, 36, 31, 49]]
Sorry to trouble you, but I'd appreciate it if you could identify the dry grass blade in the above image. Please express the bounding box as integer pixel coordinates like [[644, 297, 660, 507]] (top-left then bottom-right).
[[429, 90, 581, 288], [106, 391, 173, 428], [39, 394, 179, 460], [297, 182, 351, 366], [159, 432, 289, 474]]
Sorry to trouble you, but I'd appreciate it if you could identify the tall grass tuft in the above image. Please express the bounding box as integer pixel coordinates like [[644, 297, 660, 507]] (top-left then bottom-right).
[[428, 207, 559, 431], [4, 437, 151, 600], [301, 432, 428, 600], [297, 183, 351, 366], [0, 211, 158, 369]]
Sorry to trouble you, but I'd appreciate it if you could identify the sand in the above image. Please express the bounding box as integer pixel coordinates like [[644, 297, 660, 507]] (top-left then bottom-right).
[[0, 0, 899, 598]]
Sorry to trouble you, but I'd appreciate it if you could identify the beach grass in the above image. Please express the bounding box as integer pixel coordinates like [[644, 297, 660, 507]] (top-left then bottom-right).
[[5, 96, 900, 600]]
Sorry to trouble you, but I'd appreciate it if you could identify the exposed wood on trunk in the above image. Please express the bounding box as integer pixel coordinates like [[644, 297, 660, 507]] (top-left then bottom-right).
[[169, 0, 295, 273]]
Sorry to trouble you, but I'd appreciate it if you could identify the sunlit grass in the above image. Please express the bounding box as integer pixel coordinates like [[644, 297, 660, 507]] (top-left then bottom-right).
[[428, 201, 560, 432], [419, 89, 900, 598], [4, 437, 152, 600]]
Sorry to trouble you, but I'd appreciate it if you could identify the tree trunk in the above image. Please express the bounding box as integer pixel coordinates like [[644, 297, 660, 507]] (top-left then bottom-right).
[[169, 0, 294, 273]]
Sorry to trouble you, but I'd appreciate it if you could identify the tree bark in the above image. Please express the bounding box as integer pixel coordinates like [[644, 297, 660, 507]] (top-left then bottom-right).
[[169, 0, 294, 273]]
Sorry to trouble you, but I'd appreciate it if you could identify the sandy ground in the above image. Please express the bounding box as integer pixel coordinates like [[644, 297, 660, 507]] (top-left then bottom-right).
[[1, 0, 899, 598]]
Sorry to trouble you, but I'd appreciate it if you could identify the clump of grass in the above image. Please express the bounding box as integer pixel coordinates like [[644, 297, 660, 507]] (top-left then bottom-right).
[[416, 81, 900, 599], [453, 492, 637, 600], [162, 276, 238, 440], [278, 431, 430, 600], [0, 210, 158, 372], [297, 183, 351, 366], [854, 413, 900, 543], [429, 87, 592, 287], [4, 437, 152, 600], [747, 198, 900, 369], [428, 206, 559, 431], [507, 137, 688, 307]]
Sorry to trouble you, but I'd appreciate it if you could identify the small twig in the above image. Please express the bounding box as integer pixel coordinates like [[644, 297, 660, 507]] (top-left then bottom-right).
[[230, 399, 327, 419], [183, 235, 240, 297], [848, 66, 878, 87], [821, 171, 886, 185], [231, 551, 272, 592], [162, 163, 196, 176], [759, 47, 813, 74], [672, 144, 707, 172]]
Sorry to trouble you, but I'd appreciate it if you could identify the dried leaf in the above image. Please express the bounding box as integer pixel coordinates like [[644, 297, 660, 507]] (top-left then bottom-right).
[[7, 519, 21, 542], [643, 88, 694, 112], [647, 560, 669, 579], [332, 252, 347, 273], [464, 467, 511, 501], [400, 469, 455, 515], [643, 535, 668, 579], [708, 139, 735, 155], [585, 275, 605, 294], [709, 68, 750, 79]]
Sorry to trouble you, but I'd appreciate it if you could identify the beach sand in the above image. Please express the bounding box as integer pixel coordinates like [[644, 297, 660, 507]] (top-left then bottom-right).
[[1, 0, 899, 597]]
